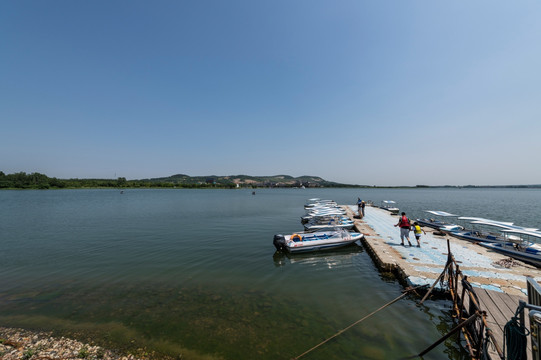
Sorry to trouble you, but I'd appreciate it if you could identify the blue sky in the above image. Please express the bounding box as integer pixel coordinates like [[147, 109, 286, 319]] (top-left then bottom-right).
[[2, 1, 540, 186]]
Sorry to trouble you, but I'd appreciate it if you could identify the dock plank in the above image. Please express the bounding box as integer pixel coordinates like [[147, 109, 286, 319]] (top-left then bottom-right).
[[476, 289, 509, 333]]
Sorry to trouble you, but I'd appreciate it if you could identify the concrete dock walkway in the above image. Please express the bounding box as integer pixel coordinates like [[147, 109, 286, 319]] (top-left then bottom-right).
[[345, 205, 541, 297]]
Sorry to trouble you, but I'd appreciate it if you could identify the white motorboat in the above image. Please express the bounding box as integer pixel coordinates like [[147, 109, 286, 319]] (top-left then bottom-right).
[[304, 199, 337, 209], [380, 200, 399, 215], [304, 220, 355, 231], [273, 230, 364, 253]]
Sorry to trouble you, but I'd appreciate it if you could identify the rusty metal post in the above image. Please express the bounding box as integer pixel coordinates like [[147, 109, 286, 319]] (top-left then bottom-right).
[[474, 311, 486, 359], [418, 312, 480, 357], [459, 275, 467, 321]]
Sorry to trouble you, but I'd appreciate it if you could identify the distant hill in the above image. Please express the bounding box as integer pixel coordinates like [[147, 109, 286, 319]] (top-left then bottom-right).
[[141, 174, 359, 188], [0, 171, 359, 189], [2, 171, 540, 189]]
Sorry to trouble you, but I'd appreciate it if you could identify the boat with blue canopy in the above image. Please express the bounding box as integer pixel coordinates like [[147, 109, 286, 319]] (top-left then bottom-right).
[[416, 211, 463, 232], [449, 218, 539, 244], [479, 229, 541, 268]]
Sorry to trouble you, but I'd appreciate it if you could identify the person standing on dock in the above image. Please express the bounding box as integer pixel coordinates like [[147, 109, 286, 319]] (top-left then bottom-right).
[[357, 198, 363, 218], [361, 200, 366, 217], [394, 212, 412, 246], [412, 222, 426, 247]]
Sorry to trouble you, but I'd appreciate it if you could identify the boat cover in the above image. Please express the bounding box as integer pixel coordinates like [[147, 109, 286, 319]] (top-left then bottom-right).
[[425, 210, 458, 217]]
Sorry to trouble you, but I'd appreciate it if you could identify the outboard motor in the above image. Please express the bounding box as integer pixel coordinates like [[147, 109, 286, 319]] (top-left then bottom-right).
[[273, 234, 287, 252]]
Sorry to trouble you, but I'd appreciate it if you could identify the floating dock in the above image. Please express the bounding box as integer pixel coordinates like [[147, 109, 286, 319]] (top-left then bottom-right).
[[345, 205, 541, 296], [345, 205, 541, 359]]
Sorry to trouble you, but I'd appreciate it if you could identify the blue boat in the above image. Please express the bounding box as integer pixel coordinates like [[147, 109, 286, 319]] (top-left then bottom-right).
[[416, 210, 463, 232], [449, 218, 539, 244], [480, 229, 541, 268]]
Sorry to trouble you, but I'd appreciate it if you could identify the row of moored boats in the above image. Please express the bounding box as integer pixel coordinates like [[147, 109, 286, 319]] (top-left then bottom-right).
[[272, 199, 541, 267], [273, 198, 364, 253], [417, 210, 541, 267]]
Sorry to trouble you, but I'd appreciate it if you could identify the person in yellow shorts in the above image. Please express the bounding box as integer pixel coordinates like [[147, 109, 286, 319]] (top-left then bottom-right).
[[412, 222, 426, 247]]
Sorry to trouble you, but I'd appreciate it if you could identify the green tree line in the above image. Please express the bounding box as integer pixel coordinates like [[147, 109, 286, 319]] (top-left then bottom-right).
[[0, 172, 246, 189], [0, 171, 371, 189]]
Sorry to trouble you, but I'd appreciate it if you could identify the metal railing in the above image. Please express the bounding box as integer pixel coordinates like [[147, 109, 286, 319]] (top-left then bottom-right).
[[528, 277, 541, 307], [419, 239, 503, 359], [421, 246, 541, 359], [524, 277, 541, 360]]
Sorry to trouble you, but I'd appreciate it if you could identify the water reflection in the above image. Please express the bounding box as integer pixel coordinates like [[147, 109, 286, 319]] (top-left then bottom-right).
[[272, 243, 364, 267]]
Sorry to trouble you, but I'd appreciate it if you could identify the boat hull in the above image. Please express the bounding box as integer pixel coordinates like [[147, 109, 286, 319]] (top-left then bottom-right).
[[273, 232, 364, 253], [303, 223, 354, 231], [416, 218, 462, 232], [480, 242, 541, 268], [381, 207, 399, 215], [449, 231, 510, 244]]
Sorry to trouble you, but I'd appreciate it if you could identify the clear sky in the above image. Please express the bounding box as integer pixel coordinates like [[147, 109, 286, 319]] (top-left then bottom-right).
[[2, 1, 540, 186]]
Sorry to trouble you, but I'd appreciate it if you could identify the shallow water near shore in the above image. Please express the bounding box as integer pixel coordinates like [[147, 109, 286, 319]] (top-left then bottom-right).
[[1, 188, 540, 359]]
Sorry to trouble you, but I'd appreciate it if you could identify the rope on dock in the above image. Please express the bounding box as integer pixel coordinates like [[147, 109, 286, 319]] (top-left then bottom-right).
[[292, 284, 427, 360], [504, 302, 529, 360]]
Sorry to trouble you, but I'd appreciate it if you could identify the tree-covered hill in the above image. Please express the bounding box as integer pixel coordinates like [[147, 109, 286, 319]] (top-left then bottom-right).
[[3, 171, 539, 189], [0, 171, 359, 189]]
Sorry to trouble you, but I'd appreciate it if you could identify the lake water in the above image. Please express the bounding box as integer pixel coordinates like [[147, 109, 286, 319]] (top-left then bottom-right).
[[1, 188, 540, 359]]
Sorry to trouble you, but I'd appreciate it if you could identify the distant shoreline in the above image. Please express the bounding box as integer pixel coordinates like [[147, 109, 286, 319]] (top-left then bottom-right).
[[1, 171, 540, 190], [2, 185, 541, 191]]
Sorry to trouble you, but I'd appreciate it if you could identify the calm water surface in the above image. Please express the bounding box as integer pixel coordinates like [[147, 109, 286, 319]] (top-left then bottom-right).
[[1, 188, 540, 359]]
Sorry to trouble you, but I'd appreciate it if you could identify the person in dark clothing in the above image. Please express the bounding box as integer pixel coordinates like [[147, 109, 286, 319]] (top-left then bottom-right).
[[357, 198, 363, 218]]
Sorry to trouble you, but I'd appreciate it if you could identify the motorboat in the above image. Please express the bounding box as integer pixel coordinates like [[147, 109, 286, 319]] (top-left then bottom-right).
[[416, 211, 463, 232], [304, 199, 337, 209], [457, 217, 538, 232], [480, 229, 541, 268], [273, 229, 364, 253], [380, 200, 399, 215], [450, 218, 539, 244], [301, 212, 347, 224], [306, 207, 345, 215], [301, 205, 346, 223], [303, 218, 355, 231]]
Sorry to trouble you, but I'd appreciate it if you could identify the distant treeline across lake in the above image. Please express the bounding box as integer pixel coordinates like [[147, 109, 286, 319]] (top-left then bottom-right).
[[0, 171, 357, 189], [0, 172, 231, 189], [1, 171, 539, 190]]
